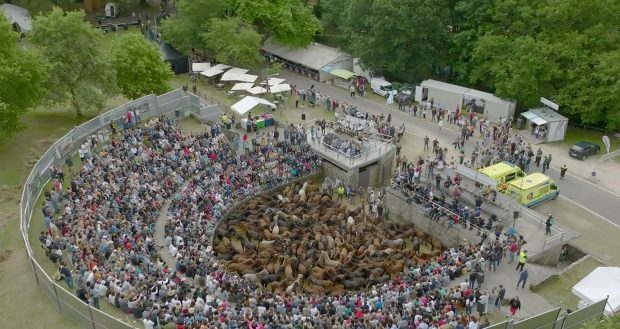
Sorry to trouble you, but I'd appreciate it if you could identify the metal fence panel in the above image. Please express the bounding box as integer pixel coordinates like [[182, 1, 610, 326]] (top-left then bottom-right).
[[486, 321, 510, 329], [91, 307, 135, 329], [55, 283, 99, 329], [561, 298, 607, 329], [514, 308, 561, 329]]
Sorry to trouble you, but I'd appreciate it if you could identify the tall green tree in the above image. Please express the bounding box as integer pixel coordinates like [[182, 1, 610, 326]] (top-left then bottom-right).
[[465, 0, 620, 129], [160, 0, 229, 53], [234, 0, 322, 46], [0, 14, 49, 141], [161, 0, 321, 64], [30, 8, 116, 115], [469, 35, 561, 107], [203, 18, 264, 68], [339, 0, 449, 82], [110, 33, 174, 99]]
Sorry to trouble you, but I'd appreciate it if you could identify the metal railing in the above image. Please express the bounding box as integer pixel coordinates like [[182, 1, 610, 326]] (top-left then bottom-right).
[[19, 90, 212, 329]]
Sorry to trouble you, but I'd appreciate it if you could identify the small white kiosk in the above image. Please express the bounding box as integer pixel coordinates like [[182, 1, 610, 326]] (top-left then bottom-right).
[[519, 97, 568, 143]]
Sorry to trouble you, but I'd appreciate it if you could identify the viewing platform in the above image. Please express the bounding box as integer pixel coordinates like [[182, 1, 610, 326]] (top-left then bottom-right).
[[303, 118, 396, 188]]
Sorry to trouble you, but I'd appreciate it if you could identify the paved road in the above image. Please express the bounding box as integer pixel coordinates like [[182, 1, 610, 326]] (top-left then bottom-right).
[[281, 71, 620, 227]]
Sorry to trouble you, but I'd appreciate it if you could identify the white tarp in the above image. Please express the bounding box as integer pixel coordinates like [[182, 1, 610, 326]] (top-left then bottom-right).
[[230, 83, 254, 91], [264, 77, 285, 86], [270, 83, 291, 94], [572, 266, 620, 315], [247, 86, 268, 95], [231, 96, 276, 115], [200, 64, 231, 78], [191, 62, 211, 72], [221, 68, 249, 81]]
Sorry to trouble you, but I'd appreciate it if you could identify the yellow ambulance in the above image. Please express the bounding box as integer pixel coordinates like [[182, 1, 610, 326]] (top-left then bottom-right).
[[504, 173, 560, 207], [477, 161, 525, 191]]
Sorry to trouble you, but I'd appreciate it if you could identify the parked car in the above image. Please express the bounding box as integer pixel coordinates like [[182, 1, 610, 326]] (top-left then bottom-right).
[[569, 141, 600, 160]]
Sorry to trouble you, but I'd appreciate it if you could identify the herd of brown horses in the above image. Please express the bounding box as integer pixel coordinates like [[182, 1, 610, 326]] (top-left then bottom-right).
[[213, 182, 445, 295]]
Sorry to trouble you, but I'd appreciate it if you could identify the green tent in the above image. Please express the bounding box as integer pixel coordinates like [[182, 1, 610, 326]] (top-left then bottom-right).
[[329, 68, 356, 79]]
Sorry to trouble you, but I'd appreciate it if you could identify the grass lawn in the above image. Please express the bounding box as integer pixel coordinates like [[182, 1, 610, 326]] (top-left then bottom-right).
[[533, 257, 603, 310], [0, 97, 130, 329], [559, 126, 620, 163]]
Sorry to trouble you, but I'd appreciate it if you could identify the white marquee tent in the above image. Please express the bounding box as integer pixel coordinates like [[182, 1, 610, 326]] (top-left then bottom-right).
[[191, 62, 211, 72], [270, 83, 292, 94], [231, 96, 276, 115], [247, 86, 268, 95], [200, 64, 231, 78], [236, 74, 259, 83], [572, 266, 620, 315], [264, 77, 286, 86], [230, 83, 254, 91], [221, 68, 248, 81]]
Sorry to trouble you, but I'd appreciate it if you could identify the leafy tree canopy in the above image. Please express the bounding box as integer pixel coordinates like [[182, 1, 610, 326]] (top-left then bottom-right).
[[338, 0, 449, 82], [162, 0, 321, 64], [203, 18, 263, 69], [30, 8, 116, 115], [233, 0, 322, 47], [160, 0, 229, 53], [110, 33, 174, 99], [0, 13, 49, 141], [466, 0, 620, 128]]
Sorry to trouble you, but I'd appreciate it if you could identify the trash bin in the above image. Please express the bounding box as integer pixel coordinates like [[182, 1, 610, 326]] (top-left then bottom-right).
[[301, 113, 306, 120], [513, 210, 519, 219]]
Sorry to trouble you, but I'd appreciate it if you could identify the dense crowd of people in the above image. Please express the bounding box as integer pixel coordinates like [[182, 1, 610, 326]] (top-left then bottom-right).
[[37, 113, 525, 329]]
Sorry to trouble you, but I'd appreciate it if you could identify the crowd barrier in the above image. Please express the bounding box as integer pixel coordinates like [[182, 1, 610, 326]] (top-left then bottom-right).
[[19, 90, 608, 329]]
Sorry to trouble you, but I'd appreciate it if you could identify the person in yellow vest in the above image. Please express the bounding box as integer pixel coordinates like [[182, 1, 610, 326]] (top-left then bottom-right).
[[337, 185, 345, 201], [516, 250, 527, 271], [221, 113, 228, 125]]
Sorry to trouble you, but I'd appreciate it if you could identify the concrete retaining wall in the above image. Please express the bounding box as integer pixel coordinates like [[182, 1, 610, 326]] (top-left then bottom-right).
[[384, 188, 484, 248]]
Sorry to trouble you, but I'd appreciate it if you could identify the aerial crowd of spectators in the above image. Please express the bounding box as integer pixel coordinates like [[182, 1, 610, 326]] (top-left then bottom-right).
[[39, 114, 518, 329]]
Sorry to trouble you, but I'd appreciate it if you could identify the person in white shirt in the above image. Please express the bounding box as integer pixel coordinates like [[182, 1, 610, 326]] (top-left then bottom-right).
[[142, 317, 154, 329]]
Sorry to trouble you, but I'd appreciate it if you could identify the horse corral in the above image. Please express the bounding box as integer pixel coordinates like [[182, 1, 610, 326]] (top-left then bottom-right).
[[213, 182, 444, 295]]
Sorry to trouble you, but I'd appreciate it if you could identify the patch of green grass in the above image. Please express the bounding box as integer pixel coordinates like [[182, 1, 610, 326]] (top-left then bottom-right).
[[561, 126, 608, 149], [534, 257, 603, 310]]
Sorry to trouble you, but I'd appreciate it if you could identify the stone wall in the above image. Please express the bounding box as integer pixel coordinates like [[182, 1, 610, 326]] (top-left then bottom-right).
[[384, 188, 485, 248]]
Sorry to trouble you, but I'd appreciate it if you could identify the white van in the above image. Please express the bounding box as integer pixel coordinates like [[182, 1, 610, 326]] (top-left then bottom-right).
[[371, 78, 392, 97]]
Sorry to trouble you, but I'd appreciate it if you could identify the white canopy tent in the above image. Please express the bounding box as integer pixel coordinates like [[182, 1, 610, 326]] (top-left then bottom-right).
[[264, 77, 286, 86], [270, 83, 291, 94], [191, 62, 211, 72], [230, 83, 254, 91], [572, 266, 620, 315], [221, 68, 249, 81], [236, 74, 259, 83], [247, 86, 268, 95], [231, 96, 276, 116], [200, 64, 231, 78]]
